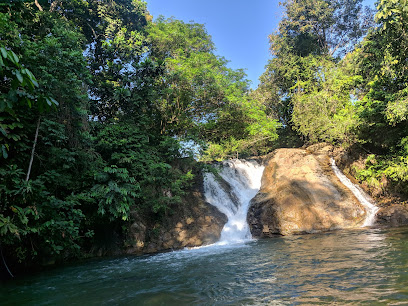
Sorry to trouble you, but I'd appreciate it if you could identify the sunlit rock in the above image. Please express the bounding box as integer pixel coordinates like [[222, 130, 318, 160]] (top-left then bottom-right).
[[248, 147, 367, 236]]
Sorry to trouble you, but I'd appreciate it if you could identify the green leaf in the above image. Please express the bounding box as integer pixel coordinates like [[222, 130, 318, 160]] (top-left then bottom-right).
[[15, 70, 23, 83], [0, 126, 6, 136], [50, 97, 59, 106], [11, 51, 19, 64], [0, 47, 7, 59], [31, 78, 39, 88], [1, 145, 8, 159]]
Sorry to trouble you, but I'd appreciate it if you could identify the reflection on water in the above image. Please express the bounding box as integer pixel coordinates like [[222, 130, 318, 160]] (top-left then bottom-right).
[[2, 227, 408, 305]]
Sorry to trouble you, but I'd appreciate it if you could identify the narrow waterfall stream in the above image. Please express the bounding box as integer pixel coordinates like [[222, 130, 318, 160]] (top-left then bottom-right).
[[330, 158, 379, 226], [203, 159, 264, 245]]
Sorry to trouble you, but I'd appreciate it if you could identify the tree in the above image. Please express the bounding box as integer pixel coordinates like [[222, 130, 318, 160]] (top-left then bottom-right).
[[291, 55, 361, 144], [147, 17, 230, 136], [276, 0, 373, 57], [258, 0, 373, 145], [357, 0, 408, 149], [348, 0, 408, 194], [0, 2, 94, 268], [146, 17, 280, 159]]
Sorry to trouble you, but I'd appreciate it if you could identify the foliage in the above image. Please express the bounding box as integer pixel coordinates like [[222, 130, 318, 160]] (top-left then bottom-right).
[[91, 165, 140, 221], [201, 95, 281, 160], [257, 0, 408, 201], [258, 0, 373, 146], [88, 121, 194, 219], [147, 17, 279, 159], [147, 17, 238, 135], [355, 141, 408, 195], [291, 55, 361, 144], [2, 2, 234, 271], [356, 0, 408, 149], [276, 0, 374, 57], [0, 47, 58, 158], [345, 0, 407, 196], [3, 0, 408, 274], [82, 0, 149, 122], [0, 165, 87, 263]]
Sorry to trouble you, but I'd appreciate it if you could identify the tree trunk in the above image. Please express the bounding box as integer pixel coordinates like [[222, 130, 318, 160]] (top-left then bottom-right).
[[26, 117, 41, 182], [34, 0, 43, 11]]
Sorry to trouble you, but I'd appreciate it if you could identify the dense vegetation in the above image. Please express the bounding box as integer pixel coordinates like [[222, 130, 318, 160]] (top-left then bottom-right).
[[257, 0, 408, 197], [0, 0, 278, 274], [1, 0, 407, 275]]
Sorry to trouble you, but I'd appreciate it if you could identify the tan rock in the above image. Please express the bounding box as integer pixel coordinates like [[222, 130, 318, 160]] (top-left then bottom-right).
[[177, 230, 188, 241], [146, 243, 159, 254], [162, 239, 176, 249], [186, 217, 194, 225], [136, 240, 144, 248], [127, 213, 147, 252], [248, 147, 367, 236]]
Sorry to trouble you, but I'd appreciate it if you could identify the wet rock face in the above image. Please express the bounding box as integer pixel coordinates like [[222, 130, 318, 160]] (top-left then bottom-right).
[[142, 203, 227, 254], [376, 205, 408, 227], [127, 173, 227, 255], [248, 147, 367, 236]]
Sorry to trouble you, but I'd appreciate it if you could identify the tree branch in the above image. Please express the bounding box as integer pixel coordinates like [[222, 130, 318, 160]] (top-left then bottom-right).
[[26, 117, 41, 182], [34, 0, 43, 11]]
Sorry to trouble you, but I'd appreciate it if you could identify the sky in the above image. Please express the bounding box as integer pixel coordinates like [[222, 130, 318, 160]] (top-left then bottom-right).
[[146, 0, 377, 89]]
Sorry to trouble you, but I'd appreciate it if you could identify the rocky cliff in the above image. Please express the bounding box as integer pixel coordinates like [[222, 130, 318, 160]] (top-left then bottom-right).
[[126, 171, 227, 254], [248, 145, 367, 236]]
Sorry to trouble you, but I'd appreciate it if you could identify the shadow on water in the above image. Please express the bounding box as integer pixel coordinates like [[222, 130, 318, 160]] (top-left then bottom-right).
[[2, 227, 408, 305]]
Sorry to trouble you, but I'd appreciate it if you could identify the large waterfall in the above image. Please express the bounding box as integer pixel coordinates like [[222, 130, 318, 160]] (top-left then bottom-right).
[[203, 159, 264, 245], [330, 158, 379, 227]]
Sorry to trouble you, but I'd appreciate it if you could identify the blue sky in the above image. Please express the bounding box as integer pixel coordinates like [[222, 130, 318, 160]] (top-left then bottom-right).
[[146, 0, 377, 89]]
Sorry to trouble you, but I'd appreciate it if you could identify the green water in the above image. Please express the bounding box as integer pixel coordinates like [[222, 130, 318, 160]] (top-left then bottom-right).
[[2, 227, 408, 305]]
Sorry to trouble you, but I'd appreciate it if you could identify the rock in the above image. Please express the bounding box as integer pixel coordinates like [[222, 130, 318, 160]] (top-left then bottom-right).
[[248, 147, 367, 236], [127, 171, 227, 255], [146, 243, 159, 254], [376, 205, 408, 227], [126, 214, 147, 254], [155, 202, 227, 249]]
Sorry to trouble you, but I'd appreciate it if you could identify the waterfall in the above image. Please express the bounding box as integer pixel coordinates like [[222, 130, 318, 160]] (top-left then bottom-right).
[[203, 159, 265, 245], [330, 158, 379, 227]]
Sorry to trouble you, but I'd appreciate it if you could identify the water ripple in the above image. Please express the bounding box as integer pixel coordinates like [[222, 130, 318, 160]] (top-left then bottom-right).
[[2, 227, 408, 305]]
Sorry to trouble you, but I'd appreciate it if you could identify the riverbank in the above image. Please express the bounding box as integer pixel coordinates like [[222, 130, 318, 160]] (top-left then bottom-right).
[[3, 143, 408, 280]]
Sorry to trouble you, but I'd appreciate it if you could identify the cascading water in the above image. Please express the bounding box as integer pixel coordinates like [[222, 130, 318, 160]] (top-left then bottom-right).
[[203, 159, 264, 245], [330, 158, 379, 226]]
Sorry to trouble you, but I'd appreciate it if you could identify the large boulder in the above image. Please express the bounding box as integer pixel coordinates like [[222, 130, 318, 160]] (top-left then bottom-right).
[[248, 147, 367, 236]]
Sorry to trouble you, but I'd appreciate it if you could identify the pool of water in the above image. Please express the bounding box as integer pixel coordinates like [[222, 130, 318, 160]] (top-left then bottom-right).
[[2, 227, 408, 305]]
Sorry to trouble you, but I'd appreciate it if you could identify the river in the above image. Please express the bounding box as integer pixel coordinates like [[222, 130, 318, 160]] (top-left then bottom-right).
[[3, 159, 408, 304], [2, 226, 408, 305]]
